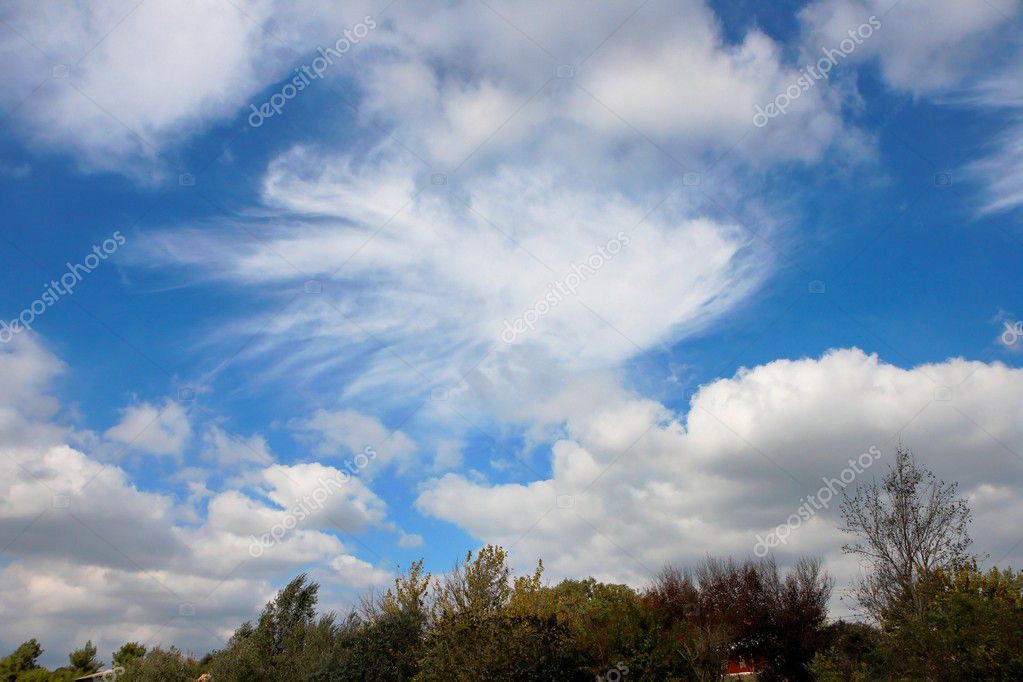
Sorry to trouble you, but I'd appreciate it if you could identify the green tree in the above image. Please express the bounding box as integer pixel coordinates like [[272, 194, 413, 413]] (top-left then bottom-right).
[[888, 562, 1023, 680], [418, 546, 580, 680], [112, 641, 146, 669], [51, 640, 102, 679], [208, 573, 334, 681], [120, 646, 202, 681], [0, 640, 44, 681], [808, 621, 889, 682]]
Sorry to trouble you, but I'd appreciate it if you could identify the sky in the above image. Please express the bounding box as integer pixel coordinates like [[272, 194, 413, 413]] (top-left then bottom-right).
[[1, 0, 1022, 666]]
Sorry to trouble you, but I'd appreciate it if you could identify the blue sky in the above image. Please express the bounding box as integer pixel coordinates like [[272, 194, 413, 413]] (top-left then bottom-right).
[[1, 0, 1022, 665]]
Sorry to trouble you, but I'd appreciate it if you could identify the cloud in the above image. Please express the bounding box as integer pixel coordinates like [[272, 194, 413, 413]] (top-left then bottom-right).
[[0, 334, 402, 665], [0, 334, 65, 447], [328, 554, 392, 590], [355, 0, 855, 167], [958, 56, 1023, 213], [967, 108, 1023, 214], [201, 423, 274, 468], [799, 0, 1023, 214], [0, 0, 377, 176], [129, 0, 890, 421], [799, 0, 1020, 95], [289, 408, 417, 475], [141, 152, 766, 411], [104, 400, 192, 459], [260, 462, 388, 534], [431, 440, 463, 472], [417, 349, 1023, 593], [397, 530, 424, 548]]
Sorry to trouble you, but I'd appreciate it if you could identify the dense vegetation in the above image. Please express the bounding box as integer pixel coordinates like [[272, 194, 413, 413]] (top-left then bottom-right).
[[3, 449, 1021, 681]]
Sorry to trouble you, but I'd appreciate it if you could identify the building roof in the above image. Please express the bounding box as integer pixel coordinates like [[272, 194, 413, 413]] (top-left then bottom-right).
[[74, 671, 117, 681]]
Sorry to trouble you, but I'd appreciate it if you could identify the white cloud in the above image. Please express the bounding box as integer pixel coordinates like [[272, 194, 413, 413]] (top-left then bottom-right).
[[290, 408, 417, 475], [201, 423, 274, 467], [261, 462, 388, 533], [799, 0, 1020, 95], [417, 349, 1023, 594], [328, 554, 392, 590], [967, 111, 1023, 214], [104, 400, 192, 458], [129, 0, 888, 420], [0, 334, 403, 666], [0, 559, 272, 669], [0, 334, 65, 447], [0, 0, 377, 176], [798, 0, 1023, 215], [141, 153, 766, 410], [432, 440, 464, 472], [397, 530, 424, 548]]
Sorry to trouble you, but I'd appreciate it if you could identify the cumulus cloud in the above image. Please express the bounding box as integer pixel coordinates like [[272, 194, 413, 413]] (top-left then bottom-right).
[[328, 554, 392, 590], [289, 408, 417, 476], [397, 530, 424, 548], [417, 349, 1023, 594], [104, 399, 192, 459], [201, 423, 274, 468], [0, 335, 399, 665], [0, 0, 376, 176], [799, 0, 1020, 94]]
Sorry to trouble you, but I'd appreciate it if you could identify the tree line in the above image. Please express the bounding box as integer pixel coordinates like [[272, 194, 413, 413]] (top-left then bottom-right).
[[2, 447, 1021, 680]]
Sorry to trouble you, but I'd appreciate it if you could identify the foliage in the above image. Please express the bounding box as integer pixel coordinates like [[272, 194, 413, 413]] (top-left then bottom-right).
[[840, 446, 972, 623], [206, 573, 334, 681], [111, 642, 146, 669], [0, 642, 44, 682], [886, 562, 1023, 680], [5, 527, 1017, 681], [417, 547, 579, 680], [642, 556, 832, 680], [121, 647, 202, 681], [808, 621, 890, 681], [0, 640, 44, 681]]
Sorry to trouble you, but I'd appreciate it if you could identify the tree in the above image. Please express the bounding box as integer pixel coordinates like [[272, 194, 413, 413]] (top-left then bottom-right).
[[643, 557, 832, 681], [305, 561, 432, 681], [808, 621, 889, 682], [120, 646, 203, 681], [432, 545, 511, 618], [840, 446, 972, 623], [418, 546, 580, 680], [112, 641, 147, 668], [888, 562, 1023, 680], [768, 556, 834, 680], [209, 573, 328, 681], [0, 640, 44, 681], [66, 640, 102, 675]]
